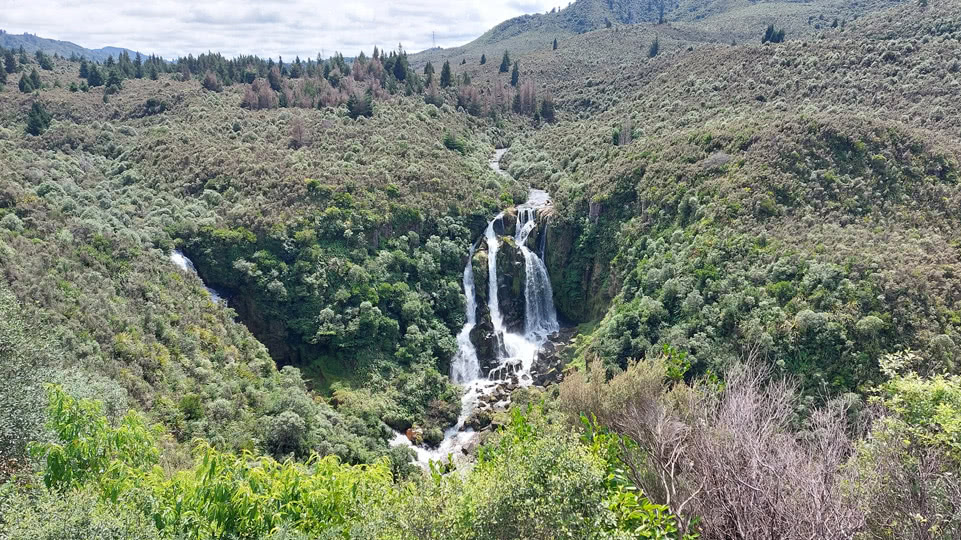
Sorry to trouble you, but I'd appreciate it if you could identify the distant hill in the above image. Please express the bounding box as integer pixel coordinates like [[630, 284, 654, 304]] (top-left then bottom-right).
[[411, 0, 907, 67], [0, 30, 152, 62]]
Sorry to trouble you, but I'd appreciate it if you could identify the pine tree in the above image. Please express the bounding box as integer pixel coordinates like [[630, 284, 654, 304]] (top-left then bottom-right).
[[439, 60, 452, 88], [540, 93, 556, 123], [106, 70, 122, 90], [423, 61, 435, 85], [29, 68, 41, 89], [3, 50, 15, 74], [79, 59, 89, 79], [553, 38, 558, 50], [346, 89, 373, 119], [500, 51, 511, 73], [392, 44, 408, 81], [648, 36, 660, 58], [18, 74, 33, 93], [510, 61, 519, 87], [25, 102, 51, 135], [87, 65, 104, 87], [0, 66, 5, 86], [762, 24, 784, 44], [480, 54, 486, 65]]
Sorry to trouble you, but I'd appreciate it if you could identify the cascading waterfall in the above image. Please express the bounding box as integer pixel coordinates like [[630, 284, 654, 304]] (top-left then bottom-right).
[[395, 188, 559, 465], [450, 243, 480, 384], [515, 206, 559, 341]]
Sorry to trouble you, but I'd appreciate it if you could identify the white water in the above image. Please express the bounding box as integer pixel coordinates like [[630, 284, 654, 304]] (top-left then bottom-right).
[[450, 243, 481, 384], [170, 250, 225, 303], [393, 188, 558, 466]]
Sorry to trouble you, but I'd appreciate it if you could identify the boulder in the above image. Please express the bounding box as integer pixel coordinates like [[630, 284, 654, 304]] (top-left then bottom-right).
[[532, 339, 567, 386], [464, 408, 493, 431], [405, 427, 424, 445]]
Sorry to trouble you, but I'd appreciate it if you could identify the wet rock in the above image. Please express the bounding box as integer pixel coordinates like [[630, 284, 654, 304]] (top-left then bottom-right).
[[495, 236, 527, 333], [465, 408, 493, 431], [405, 427, 424, 445]]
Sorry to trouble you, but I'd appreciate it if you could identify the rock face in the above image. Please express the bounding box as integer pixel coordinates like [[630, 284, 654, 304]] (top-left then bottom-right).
[[494, 236, 526, 334], [530, 327, 577, 386], [469, 229, 529, 374]]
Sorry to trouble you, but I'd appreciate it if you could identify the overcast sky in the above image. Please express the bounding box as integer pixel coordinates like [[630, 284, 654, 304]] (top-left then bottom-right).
[[1, 0, 560, 59]]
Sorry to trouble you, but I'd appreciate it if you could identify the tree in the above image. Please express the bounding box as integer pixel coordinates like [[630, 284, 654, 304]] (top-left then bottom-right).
[[510, 61, 519, 87], [423, 61, 434, 85], [762, 24, 785, 44], [29, 68, 41, 90], [25, 102, 52, 136], [267, 66, 283, 91], [499, 51, 511, 73], [106, 70, 123, 90], [79, 59, 89, 78], [540, 93, 555, 123], [202, 70, 222, 92], [392, 44, 408, 81], [480, 54, 486, 65], [553, 38, 558, 50], [0, 67, 5, 86], [87, 65, 104, 87], [3, 50, 15, 74], [346, 89, 373, 119], [18, 74, 33, 93], [439, 60, 452, 88], [648, 36, 660, 58], [35, 51, 53, 70]]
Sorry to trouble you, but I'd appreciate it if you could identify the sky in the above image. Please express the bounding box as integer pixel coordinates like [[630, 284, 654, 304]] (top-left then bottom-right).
[[0, 0, 560, 59]]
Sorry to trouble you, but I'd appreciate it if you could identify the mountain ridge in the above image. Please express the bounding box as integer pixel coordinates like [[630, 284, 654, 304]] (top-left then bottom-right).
[[0, 30, 152, 62]]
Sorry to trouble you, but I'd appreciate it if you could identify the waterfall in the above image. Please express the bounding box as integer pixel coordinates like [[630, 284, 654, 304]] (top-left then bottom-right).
[[515, 206, 559, 341], [450, 243, 480, 384], [396, 188, 559, 466], [170, 250, 224, 303]]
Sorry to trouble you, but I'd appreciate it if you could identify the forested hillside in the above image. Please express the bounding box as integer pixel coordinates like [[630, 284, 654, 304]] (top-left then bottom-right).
[[2, 0, 961, 538]]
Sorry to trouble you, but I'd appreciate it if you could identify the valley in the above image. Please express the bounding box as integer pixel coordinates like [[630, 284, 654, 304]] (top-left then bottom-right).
[[2, 0, 961, 538]]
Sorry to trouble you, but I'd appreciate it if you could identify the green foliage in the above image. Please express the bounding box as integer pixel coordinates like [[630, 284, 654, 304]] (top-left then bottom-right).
[[499, 50, 510, 73], [510, 61, 519, 87], [443, 132, 468, 154], [439, 60, 452, 88], [648, 36, 660, 58], [762, 24, 786, 44], [25, 101, 52, 135], [17, 73, 33, 93], [876, 351, 961, 457], [346, 90, 373, 119], [28, 386, 161, 493]]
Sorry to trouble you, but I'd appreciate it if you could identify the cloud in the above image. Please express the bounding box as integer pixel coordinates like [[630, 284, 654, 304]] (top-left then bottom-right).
[[0, 0, 558, 59]]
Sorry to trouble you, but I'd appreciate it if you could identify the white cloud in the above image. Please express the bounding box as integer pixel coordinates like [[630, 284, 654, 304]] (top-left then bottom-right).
[[0, 0, 559, 59]]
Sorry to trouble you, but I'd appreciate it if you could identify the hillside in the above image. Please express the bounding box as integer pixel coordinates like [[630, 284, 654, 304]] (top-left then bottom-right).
[[2, 0, 961, 538], [410, 0, 907, 67], [0, 30, 149, 62]]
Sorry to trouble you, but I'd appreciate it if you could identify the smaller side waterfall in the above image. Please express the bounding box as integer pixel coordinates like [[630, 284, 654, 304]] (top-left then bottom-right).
[[450, 244, 481, 384], [170, 250, 225, 303]]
